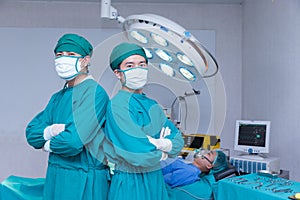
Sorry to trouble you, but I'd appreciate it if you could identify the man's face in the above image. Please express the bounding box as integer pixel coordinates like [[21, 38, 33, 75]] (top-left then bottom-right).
[[114, 54, 148, 86], [119, 54, 148, 71], [194, 150, 217, 173], [55, 51, 90, 69]]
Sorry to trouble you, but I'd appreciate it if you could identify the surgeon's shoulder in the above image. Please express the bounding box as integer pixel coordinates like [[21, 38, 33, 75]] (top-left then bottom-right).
[[50, 88, 65, 99], [84, 79, 108, 96], [109, 91, 129, 109], [111, 90, 128, 101], [142, 94, 159, 105]]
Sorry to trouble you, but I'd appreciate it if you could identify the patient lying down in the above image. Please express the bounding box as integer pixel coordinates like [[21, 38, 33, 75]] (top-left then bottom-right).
[[161, 149, 228, 188]]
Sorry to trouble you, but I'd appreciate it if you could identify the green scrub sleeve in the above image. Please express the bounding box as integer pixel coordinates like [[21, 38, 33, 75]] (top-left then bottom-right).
[[50, 85, 109, 157], [26, 95, 56, 149], [104, 103, 164, 168], [104, 91, 183, 170], [164, 119, 184, 158]]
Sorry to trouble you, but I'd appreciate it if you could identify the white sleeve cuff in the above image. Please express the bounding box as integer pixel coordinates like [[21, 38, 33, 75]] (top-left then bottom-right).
[[43, 140, 52, 152]]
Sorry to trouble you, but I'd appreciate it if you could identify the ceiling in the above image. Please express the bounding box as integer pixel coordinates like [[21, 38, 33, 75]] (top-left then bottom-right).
[[10, 0, 244, 4]]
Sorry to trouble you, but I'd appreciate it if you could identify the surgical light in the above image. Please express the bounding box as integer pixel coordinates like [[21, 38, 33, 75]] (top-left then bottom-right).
[[154, 49, 172, 62], [176, 53, 194, 67], [101, 0, 219, 82], [143, 48, 153, 59], [159, 63, 175, 77], [122, 14, 218, 81], [150, 33, 168, 47], [129, 30, 148, 44], [179, 67, 196, 81]]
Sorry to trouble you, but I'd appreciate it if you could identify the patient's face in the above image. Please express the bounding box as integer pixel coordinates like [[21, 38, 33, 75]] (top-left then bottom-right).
[[205, 151, 217, 163], [194, 151, 217, 173]]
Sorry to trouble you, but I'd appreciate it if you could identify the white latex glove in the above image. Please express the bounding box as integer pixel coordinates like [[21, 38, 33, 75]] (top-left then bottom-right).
[[160, 152, 168, 161], [160, 126, 171, 138], [42, 140, 52, 152], [147, 135, 172, 152], [43, 124, 65, 140]]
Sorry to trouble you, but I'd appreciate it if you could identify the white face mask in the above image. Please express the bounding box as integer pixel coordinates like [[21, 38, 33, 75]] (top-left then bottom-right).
[[55, 56, 83, 81], [120, 67, 149, 90]]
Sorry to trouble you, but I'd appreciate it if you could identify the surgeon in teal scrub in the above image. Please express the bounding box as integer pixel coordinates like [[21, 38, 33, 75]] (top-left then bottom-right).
[[104, 42, 184, 200], [26, 33, 109, 200]]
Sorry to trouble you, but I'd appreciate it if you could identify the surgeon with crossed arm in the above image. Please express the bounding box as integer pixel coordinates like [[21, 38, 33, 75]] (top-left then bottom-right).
[[26, 33, 109, 200], [103, 42, 184, 200]]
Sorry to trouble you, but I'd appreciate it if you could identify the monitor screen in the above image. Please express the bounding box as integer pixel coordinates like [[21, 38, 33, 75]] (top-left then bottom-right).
[[189, 137, 204, 149], [234, 120, 271, 154]]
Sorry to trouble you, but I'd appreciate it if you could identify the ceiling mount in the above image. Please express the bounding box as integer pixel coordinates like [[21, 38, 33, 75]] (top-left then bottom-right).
[[101, 0, 124, 23]]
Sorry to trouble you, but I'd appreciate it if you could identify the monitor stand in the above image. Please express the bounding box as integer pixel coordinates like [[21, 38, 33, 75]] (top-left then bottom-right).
[[239, 153, 267, 161]]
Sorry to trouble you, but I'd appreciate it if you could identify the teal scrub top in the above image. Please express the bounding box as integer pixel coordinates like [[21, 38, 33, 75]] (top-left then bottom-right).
[[103, 90, 184, 200], [26, 78, 109, 200]]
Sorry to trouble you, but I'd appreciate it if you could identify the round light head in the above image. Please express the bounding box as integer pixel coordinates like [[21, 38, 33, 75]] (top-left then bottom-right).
[[123, 14, 219, 81]]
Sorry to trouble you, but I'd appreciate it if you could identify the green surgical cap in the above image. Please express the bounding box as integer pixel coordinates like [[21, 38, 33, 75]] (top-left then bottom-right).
[[54, 33, 93, 57], [211, 150, 228, 174], [109, 42, 148, 70]]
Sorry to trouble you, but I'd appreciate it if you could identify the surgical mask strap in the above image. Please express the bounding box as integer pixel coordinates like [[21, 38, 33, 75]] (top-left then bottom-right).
[[117, 69, 128, 86]]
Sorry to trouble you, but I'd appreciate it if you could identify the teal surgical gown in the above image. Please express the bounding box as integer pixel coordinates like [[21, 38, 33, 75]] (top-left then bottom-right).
[[103, 90, 184, 200], [26, 78, 109, 200]]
